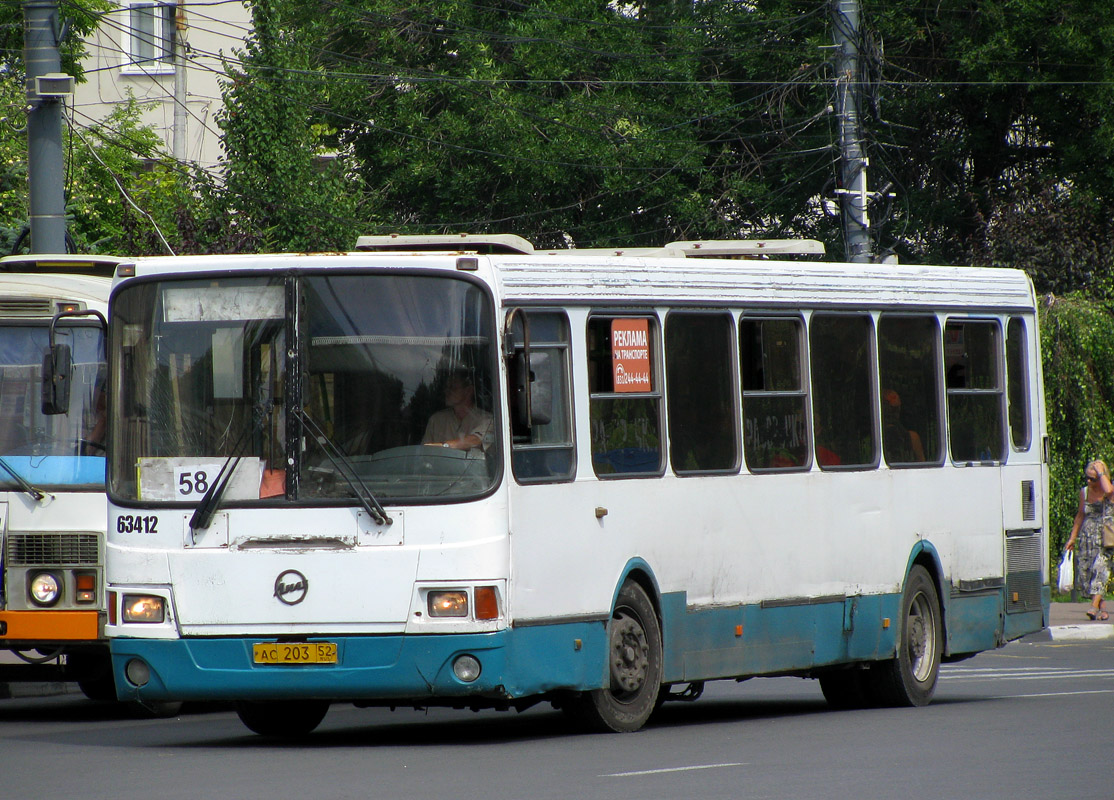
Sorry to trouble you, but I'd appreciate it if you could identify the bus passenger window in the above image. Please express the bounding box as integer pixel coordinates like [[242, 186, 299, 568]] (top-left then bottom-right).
[[810, 314, 877, 469], [740, 317, 808, 471], [1006, 318, 1031, 451], [508, 311, 575, 482], [944, 320, 1005, 463], [666, 312, 737, 474], [878, 315, 943, 466], [588, 316, 662, 477]]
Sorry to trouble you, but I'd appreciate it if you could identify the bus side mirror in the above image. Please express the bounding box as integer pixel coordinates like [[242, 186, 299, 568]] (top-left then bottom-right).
[[42, 343, 72, 415], [526, 351, 552, 426], [511, 350, 552, 429]]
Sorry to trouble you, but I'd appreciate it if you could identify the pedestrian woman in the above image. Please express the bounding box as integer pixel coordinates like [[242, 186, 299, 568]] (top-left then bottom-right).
[[1066, 460, 1114, 620]]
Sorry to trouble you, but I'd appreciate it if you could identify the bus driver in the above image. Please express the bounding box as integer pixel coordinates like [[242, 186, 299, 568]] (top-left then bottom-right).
[[422, 371, 493, 452]]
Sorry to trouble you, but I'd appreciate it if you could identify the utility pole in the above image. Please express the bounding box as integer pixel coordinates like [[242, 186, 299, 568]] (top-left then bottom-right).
[[23, 0, 72, 253], [831, 0, 872, 263], [172, 1, 187, 161]]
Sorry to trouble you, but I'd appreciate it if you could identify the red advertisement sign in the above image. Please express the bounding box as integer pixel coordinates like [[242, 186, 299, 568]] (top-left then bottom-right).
[[612, 318, 651, 393]]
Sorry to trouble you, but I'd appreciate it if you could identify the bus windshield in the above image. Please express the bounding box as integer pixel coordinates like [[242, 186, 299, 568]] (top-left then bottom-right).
[[109, 273, 499, 504], [0, 323, 106, 488]]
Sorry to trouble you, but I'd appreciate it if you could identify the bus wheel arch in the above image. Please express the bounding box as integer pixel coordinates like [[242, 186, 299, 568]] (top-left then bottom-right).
[[567, 573, 663, 733]]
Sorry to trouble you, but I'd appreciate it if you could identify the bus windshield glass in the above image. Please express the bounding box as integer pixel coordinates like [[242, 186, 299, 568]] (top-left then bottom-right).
[[109, 273, 499, 504], [0, 323, 106, 488]]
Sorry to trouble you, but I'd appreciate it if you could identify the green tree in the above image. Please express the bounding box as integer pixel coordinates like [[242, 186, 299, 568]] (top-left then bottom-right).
[[0, 0, 108, 79], [215, 0, 359, 252], [219, 0, 824, 248], [867, 0, 1114, 266], [1040, 295, 1114, 574]]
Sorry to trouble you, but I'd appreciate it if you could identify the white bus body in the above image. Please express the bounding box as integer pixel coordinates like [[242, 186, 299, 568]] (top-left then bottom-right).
[[103, 242, 1047, 735], [0, 257, 115, 695]]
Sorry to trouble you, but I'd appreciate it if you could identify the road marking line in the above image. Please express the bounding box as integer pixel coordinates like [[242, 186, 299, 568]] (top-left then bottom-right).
[[990, 689, 1114, 699], [602, 763, 746, 778]]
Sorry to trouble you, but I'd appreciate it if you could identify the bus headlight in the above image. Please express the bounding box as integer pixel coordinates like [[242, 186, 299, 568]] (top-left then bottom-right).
[[29, 572, 62, 606], [122, 595, 165, 623], [428, 590, 468, 617]]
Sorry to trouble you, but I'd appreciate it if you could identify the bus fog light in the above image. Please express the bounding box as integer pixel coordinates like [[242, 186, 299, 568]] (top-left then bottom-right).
[[122, 595, 165, 623], [29, 572, 61, 606], [428, 590, 468, 617], [453, 654, 481, 682], [125, 659, 150, 687]]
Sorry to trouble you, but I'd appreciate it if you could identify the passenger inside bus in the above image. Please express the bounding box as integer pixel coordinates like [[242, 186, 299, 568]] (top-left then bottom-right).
[[422, 370, 493, 452], [882, 389, 926, 463]]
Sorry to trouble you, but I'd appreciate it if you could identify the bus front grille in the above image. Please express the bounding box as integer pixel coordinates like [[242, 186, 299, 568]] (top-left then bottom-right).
[[1005, 533, 1041, 614], [5, 533, 101, 566]]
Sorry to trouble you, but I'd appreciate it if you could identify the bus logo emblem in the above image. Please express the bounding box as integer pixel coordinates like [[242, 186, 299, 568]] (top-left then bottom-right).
[[274, 570, 308, 605]]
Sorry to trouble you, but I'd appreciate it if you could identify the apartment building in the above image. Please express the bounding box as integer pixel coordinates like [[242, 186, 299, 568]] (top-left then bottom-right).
[[72, 1, 252, 170]]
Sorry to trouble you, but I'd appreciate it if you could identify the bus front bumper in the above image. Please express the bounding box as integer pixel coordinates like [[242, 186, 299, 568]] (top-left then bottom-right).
[[110, 624, 609, 704]]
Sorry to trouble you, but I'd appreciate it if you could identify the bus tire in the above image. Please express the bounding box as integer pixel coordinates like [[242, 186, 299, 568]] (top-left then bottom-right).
[[818, 668, 873, 710], [870, 565, 942, 707], [570, 581, 662, 733], [235, 699, 330, 738]]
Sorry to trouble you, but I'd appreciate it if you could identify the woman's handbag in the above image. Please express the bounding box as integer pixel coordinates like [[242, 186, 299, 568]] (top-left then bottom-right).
[[1104, 501, 1114, 548], [1058, 550, 1074, 593]]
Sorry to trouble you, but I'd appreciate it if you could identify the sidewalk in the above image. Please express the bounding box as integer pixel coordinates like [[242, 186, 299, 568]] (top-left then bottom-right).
[[1045, 600, 1114, 641]]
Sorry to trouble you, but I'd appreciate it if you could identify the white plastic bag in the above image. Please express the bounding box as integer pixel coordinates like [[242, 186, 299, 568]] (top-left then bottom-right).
[[1057, 550, 1074, 593]]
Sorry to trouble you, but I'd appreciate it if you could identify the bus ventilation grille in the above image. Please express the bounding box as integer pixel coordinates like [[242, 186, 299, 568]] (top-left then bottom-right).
[[1005, 533, 1041, 614], [5, 533, 100, 566], [0, 298, 53, 316], [1021, 481, 1035, 521]]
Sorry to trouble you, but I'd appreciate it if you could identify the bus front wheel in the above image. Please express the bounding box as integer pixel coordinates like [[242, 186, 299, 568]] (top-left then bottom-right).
[[871, 565, 942, 707], [235, 699, 330, 738], [568, 581, 662, 733]]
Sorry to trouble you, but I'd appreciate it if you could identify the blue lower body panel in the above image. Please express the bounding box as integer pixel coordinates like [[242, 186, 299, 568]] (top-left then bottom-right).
[[111, 622, 609, 704]]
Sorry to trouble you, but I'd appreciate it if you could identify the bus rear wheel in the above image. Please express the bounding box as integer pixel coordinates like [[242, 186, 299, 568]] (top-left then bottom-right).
[[819, 668, 873, 710], [235, 699, 330, 738], [870, 565, 942, 707], [568, 581, 662, 733]]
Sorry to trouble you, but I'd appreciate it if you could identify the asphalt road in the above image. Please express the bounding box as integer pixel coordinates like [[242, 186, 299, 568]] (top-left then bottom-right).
[[0, 632, 1109, 800]]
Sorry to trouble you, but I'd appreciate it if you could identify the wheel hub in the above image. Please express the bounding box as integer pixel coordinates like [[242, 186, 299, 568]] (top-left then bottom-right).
[[610, 614, 649, 694]]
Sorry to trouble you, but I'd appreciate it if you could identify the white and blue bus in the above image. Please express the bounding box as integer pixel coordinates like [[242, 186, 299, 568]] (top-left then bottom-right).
[[97, 236, 1047, 735], [0, 255, 115, 698]]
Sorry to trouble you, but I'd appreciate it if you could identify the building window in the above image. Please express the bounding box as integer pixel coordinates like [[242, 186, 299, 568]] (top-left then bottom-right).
[[122, 2, 175, 75]]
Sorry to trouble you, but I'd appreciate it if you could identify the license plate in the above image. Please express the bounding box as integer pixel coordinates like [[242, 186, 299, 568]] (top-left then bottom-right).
[[253, 642, 337, 665]]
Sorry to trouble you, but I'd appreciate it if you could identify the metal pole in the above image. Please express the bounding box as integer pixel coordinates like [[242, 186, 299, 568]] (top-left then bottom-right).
[[23, 0, 68, 254], [832, 0, 872, 263]]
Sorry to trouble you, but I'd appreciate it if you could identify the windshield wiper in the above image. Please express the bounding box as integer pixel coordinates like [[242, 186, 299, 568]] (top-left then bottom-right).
[[293, 407, 392, 527], [0, 456, 49, 502], [189, 403, 272, 535]]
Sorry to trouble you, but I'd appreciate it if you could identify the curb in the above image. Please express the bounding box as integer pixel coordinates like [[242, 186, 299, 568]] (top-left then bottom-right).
[[1047, 624, 1114, 642]]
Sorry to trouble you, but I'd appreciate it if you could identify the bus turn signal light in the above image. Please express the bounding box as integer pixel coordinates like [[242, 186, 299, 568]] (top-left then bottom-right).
[[475, 586, 498, 620]]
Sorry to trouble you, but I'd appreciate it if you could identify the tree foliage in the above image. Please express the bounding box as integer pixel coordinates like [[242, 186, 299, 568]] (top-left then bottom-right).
[[1040, 295, 1114, 571], [216, 0, 845, 249]]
